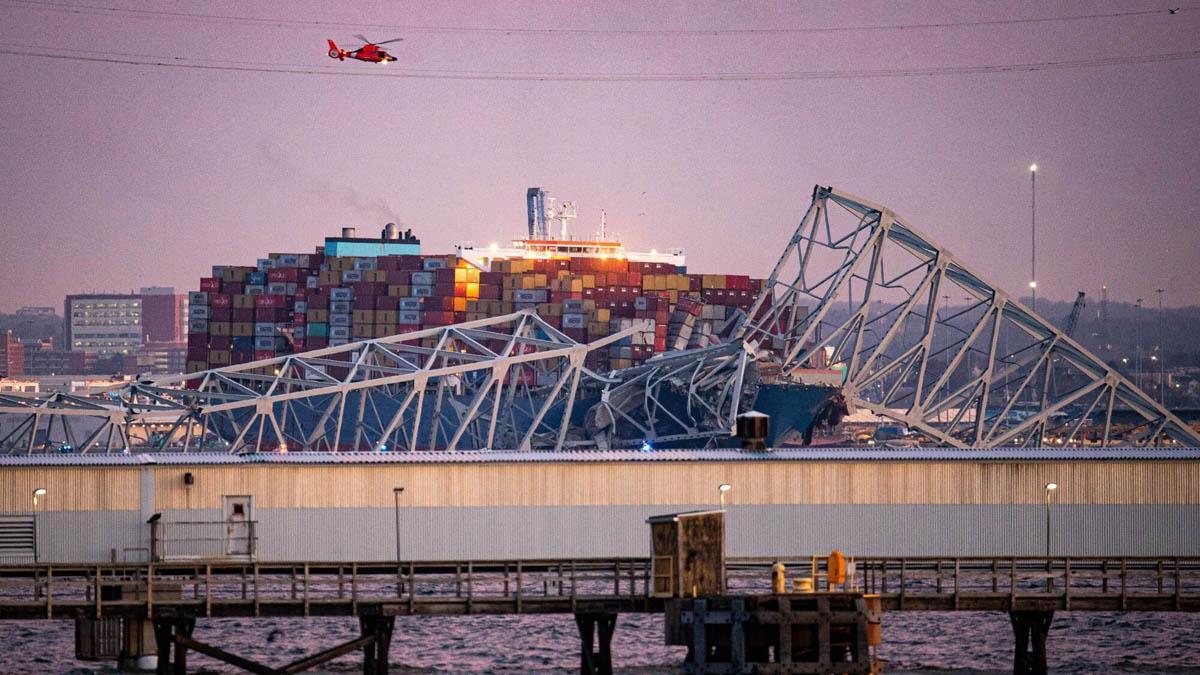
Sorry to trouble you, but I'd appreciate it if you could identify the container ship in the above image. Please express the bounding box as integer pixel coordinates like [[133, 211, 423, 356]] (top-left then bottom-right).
[[185, 188, 844, 448]]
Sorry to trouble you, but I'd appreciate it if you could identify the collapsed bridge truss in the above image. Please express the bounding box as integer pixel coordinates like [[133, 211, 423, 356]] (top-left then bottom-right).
[[2, 185, 1195, 453], [738, 186, 1199, 447]]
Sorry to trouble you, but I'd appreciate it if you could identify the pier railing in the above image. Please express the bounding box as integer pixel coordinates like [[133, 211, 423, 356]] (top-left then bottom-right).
[[1, 556, 1198, 620]]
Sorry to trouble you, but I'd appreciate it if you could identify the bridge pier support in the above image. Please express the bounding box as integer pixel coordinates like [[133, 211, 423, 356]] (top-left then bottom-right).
[[152, 616, 195, 675], [1009, 610, 1053, 675], [359, 615, 395, 675], [575, 612, 617, 675]]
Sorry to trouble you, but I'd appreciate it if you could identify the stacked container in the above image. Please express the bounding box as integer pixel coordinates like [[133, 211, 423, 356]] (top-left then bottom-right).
[[187, 242, 769, 374]]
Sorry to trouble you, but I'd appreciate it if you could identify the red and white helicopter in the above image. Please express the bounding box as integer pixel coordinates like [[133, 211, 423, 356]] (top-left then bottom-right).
[[327, 34, 404, 64]]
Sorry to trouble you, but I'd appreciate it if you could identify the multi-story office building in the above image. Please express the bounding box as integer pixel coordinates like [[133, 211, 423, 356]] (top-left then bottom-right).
[[63, 294, 145, 356]]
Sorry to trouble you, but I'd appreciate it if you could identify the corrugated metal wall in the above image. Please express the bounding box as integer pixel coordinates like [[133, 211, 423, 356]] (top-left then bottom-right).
[[1, 459, 1197, 562], [5, 504, 1197, 562]]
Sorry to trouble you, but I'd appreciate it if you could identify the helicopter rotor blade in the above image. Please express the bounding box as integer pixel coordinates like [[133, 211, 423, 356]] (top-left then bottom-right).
[[353, 33, 371, 45], [374, 37, 405, 46]]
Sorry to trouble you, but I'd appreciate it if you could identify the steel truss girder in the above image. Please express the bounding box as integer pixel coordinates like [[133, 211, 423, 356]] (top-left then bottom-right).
[[738, 185, 1200, 448], [0, 311, 644, 454]]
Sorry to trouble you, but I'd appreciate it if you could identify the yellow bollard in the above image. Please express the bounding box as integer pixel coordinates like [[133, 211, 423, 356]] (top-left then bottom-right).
[[772, 562, 787, 594]]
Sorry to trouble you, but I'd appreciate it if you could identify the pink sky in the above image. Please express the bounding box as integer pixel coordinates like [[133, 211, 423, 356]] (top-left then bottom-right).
[[1, 0, 1197, 310]]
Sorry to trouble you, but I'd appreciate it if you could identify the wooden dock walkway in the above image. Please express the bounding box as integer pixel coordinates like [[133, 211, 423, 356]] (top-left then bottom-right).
[[1, 556, 1198, 674], [2, 556, 1197, 620]]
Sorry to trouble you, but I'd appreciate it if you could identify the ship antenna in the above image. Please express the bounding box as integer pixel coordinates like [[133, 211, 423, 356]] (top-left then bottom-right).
[[600, 209, 607, 241]]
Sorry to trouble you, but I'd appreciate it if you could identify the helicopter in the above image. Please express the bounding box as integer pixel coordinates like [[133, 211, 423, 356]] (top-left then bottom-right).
[[327, 34, 404, 64]]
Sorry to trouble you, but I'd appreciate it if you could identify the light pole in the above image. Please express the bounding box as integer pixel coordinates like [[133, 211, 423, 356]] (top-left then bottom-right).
[[1029, 163, 1037, 312], [718, 483, 731, 510], [393, 487, 405, 565], [1156, 289, 1165, 406], [1135, 298, 1143, 387], [1044, 482, 1057, 556], [32, 488, 46, 563]]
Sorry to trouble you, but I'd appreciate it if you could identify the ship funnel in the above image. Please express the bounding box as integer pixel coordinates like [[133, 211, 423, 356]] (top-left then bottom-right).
[[383, 223, 398, 240], [342, 227, 357, 238]]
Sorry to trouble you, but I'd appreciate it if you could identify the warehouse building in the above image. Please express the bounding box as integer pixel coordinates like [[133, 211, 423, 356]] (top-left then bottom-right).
[[0, 449, 1196, 564]]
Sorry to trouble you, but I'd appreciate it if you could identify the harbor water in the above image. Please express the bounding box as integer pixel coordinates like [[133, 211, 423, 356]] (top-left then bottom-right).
[[1, 611, 1198, 673]]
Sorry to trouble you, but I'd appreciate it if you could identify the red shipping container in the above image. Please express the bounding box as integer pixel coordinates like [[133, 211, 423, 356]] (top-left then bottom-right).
[[253, 350, 276, 361], [294, 313, 307, 325], [256, 294, 287, 308], [187, 345, 207, 361], [210, 335, 232, 350], [307, 337, 329, 349], [377, 256, 400, 271], [211, 307, 232, 322], [435, 296, 455, 311], [187, 333, 208, 349], [199, 277, 221, 292], [210, 293, 232, 308], [307, 294, 329, 309], [689, 276, 702, 292], [385, 270, 409, 284], [654, 337, 667, 352], [255, 307, 289, 322], [435, 268, 457, 283], [292, 338, 306, 351], [354, 295, 375, 310], [268, 268, 299, 282], [480, 272, 503, 285], [433, 281, 455, 297], [397, 255, 422, 270], [480, 285, 501, 300], [232, 308, 255, 322]]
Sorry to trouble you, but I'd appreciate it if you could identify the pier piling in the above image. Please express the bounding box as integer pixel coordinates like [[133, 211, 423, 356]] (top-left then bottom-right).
[[575, 612, 617, 675], [1009, 610, 1053, 675]]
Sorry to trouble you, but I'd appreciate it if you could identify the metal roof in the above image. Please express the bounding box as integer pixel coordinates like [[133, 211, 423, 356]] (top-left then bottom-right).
[[0, 446, 1198, 467]]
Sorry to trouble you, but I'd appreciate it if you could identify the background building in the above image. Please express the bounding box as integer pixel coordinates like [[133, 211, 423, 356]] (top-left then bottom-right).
[[64, 288, 188, 355], [0, 331, 24, 377]]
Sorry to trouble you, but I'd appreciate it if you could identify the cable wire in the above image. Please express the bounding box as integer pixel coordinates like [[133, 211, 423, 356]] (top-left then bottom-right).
[[1, 0, 1195, 37], [1, 46, 1197, 82]]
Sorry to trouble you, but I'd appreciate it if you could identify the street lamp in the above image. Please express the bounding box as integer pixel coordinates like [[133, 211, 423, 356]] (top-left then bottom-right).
[[32, 488, 46, 563], [718, 483, 731, 510], [1029, 163, 1037, 311], [393, 487, 405, 564], [1044, 482, 1058, 556]]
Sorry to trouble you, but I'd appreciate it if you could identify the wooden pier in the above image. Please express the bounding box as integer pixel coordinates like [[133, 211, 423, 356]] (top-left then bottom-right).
[[1, 556, 1198, 674]]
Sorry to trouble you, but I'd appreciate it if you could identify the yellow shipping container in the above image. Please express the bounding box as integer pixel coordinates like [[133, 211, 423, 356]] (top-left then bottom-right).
[[596, 308, 611, 323], [375, 324, 397, 338], [377, 310, 397, 324], [534, 273, 548, 287], [353, 325, 372, 338], [520, 275, 538, 290], [466, 282, 480, 298], [570, 279, 583, 293], [210, 322, 231, 336], [319, 270, 340, 285], [453, 297, 467, 312], [367, 270, 387, 283], [232, 323, 254, 337], [582, 274, 596, 288], [208, 350, 231, 365], [234, 294, 254, 309], [306, 309, 329, 323], [353, 309, 374, 324]]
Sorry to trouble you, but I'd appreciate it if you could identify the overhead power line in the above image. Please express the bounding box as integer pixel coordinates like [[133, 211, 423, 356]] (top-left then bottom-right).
[[1, 45, 1197, 82], [1, 0, 1195, 37]]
